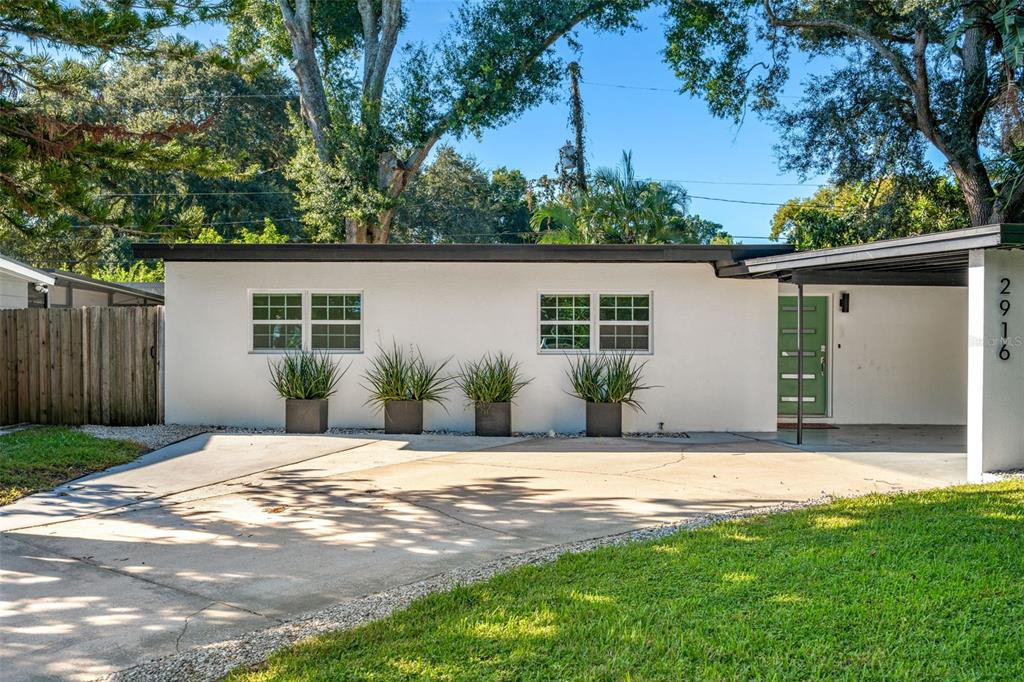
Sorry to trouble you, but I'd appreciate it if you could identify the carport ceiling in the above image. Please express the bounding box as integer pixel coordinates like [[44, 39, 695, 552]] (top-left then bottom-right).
[[723, 223, 1024, 286]]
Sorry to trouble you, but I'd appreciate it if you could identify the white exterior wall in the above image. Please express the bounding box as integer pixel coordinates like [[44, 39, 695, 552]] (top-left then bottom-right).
[[779, 283, 967, 425], [0, 271, 28, 309], [968, 249, 1024, 480], [165, 261, 780, 432]]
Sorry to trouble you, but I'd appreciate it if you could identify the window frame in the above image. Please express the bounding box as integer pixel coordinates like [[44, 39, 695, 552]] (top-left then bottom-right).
[[247, 289, 365, 354], [537, 292, 593, 354], [249, 289, 305, 354], [307, 289, 364, 354], [596, 292, 653, 354], [536, 291, 653, 355]]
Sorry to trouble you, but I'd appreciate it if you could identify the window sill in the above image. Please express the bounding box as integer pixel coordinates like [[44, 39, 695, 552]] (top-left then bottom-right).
[[248, 350, 364, 355], [537, 349, 653, 356]]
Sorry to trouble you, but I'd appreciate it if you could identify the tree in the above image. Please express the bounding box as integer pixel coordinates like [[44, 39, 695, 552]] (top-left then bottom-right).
[[771, 175, 970, 249], [231, 0, 647, 243], [0, 1, 231, 246], [84, 48, 299, 242], [393, 147, 531, 244], [531, 151, 731, 244], [490, 167, 531, 242], [1, 42, 298, 271], [393, 146, 495, 243], [664, 0, 1024, 227]]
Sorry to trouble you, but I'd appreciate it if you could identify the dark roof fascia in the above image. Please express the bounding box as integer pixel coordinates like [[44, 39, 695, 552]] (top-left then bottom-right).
[[734, 224, 1017, 277], [48, 270, 165, 302], [131, 242, 794, 264], [790, 269, 968, 287]]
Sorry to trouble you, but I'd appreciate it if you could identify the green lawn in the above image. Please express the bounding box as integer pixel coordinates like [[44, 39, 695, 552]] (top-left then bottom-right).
[[0, 426, 144, 505], [230, 482, 1024, 682]]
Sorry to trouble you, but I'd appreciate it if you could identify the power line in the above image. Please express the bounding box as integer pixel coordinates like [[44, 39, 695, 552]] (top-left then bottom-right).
[[661, 178, 825, 188], [97, 184, 821, 199], [687, 194, 798, 208], [580, 78, 803, 99], [100, 190, 292, 197]]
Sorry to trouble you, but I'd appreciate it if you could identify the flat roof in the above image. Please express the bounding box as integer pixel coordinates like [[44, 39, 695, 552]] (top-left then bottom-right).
[[718, 223, 1024, 286], [131, 242, 794, 264]]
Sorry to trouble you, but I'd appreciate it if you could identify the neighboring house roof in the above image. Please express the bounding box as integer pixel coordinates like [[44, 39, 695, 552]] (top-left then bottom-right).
[[0, 254, 56, 286], [719, 223, 1024, 286], [45, 270, 164, 303], [131, 242, 794, 265], [120, 282, 165, 297]]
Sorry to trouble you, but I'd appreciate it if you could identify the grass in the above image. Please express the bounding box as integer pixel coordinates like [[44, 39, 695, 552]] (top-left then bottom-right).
[[229, 482, 1024, 681], [0, 426, 144, 505]]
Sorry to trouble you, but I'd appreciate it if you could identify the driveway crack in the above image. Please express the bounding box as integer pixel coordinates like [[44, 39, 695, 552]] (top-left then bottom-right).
[[8, 533, 280, 624], [375, 489, 522, 538], [622, 452, 686, 475], [176, 603, 214, 653]]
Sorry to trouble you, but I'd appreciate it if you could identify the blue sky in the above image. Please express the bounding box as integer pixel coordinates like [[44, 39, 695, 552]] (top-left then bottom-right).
[[191, 2, 833, 242]]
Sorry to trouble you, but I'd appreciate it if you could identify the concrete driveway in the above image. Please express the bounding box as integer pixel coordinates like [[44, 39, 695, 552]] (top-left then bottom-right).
[[0, 429, 966, 681]]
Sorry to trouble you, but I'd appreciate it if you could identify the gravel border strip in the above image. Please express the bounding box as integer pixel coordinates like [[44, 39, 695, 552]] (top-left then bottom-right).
[[73, 424, 711, 452], [104, 496, 833, 682]]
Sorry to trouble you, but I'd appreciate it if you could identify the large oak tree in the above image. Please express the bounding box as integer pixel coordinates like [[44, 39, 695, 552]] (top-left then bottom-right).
[[664, 0, 1024, 228], [231, 0, 647, 243]]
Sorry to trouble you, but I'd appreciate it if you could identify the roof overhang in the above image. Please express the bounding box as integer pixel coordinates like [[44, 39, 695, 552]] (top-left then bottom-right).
[[131, 242, 794, 265], [0, 255, 56, 286], [48, 270, 164, 303], [722, 223, 1024, 286]]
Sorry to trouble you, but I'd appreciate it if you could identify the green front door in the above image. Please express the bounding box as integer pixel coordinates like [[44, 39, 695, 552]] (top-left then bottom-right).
[[778, 296, 828, 416]]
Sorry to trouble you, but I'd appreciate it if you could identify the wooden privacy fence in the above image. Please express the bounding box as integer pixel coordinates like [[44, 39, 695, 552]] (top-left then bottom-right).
[[0, 306, 164, 426]]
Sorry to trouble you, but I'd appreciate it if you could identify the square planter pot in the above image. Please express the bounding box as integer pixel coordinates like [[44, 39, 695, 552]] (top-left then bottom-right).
[[286, 399, 329, 434], [385, 400, 423, 434], [586, 401, 622, 437], [475, 402, 511, 437]]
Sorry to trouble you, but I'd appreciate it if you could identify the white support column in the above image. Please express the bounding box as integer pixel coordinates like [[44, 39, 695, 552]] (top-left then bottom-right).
[[967, 248, 1024, 482]]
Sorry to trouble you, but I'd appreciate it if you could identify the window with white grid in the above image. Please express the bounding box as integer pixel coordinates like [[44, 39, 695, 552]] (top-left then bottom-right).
[[598, 294, 650, 351], [251, 293, 303, 351], [539, 294, 591, 351], [310, 293, 362, 352]]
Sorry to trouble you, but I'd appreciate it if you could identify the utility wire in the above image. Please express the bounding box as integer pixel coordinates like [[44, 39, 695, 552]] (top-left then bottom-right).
[[580, 78, 802, 99], [100, 190, 292, 197], [99, 177, 825, 198]]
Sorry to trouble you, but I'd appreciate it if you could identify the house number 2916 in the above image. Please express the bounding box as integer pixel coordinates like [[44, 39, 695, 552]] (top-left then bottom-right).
[[999, 277, 1011, 361]]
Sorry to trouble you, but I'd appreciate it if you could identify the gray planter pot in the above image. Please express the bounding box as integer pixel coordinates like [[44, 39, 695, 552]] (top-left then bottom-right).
[[586, 401, 622, 437], [385, 400, 423, 434], [475, 402, 511, 437], [286, 399, 328, 434]]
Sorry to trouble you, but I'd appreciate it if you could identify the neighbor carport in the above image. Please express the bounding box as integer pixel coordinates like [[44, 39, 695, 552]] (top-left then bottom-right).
[[723, 223, 1024, 481]]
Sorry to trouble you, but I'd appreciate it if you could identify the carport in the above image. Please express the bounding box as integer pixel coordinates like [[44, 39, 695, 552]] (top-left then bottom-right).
[[724, 223, 1024, 481]]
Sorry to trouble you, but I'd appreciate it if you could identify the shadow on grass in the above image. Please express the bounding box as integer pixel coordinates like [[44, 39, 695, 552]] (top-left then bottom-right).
[[229, 482, 1024, 681]]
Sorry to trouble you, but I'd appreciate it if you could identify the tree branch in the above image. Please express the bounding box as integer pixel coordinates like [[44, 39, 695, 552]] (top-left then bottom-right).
[[356, 0, 378, 91], [277, 0, 332, 162], [762, 0, 916, 90], [369, 0, 402, 103]]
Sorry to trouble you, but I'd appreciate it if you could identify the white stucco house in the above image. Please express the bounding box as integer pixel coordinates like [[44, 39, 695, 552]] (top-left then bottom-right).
[[134, 222, 1024, 482]]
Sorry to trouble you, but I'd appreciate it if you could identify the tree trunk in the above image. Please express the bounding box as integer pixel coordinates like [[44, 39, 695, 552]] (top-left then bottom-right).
[[345, 217, 369, 244], [949, 158, 998, 226], [278, 0, 333, 164]]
